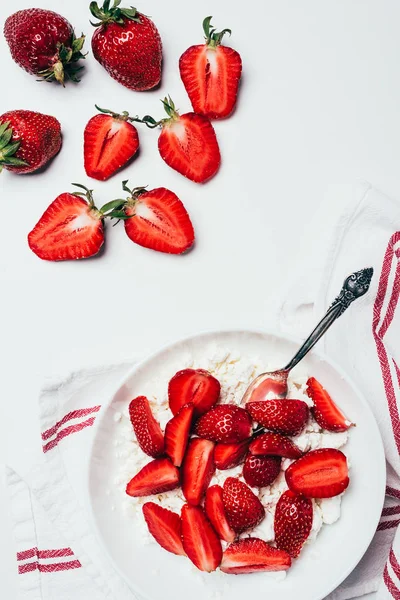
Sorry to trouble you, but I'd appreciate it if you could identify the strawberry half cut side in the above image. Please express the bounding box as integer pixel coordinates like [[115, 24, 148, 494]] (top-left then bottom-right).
[[168, 368, 220, 416], [179, 16, 242, 119], [126, 458, 180, 497], [181, 504, 222, 572], [274, 491, 313, 558], [220, 538, 291, 574], [28, 184, 104, 261], [307, 377, 353, 432], [165, 403, 194, 467], [129, 396, 164, 458], [142, 502, 185, 556], [214, 439, 249, 470], [205, 485, 236, 542], [249, 432, 303, 459], [182, 438, 215, 505], [84, 106, 140, 181], [285, 448, 349, 498]]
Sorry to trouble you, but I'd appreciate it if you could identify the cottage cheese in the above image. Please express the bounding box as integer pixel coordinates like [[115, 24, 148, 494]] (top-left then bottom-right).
[[113, 346, 349, 570]]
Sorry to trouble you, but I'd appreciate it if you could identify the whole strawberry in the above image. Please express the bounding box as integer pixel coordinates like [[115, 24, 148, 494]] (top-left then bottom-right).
[[0, 111, 61, 174], [90, 0, 162, 91], [4, 9, 85, 85]]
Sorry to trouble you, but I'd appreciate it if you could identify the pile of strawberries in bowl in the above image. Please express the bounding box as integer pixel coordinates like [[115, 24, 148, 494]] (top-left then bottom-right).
[[125, 368, 352, 574], [1, 2, 242, 261]]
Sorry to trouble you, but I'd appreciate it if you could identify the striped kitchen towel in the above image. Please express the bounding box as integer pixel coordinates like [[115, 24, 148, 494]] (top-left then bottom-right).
[[6, 182, 400, 599]]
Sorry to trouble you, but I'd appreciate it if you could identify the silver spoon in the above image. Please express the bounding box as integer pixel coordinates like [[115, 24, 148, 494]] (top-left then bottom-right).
[[242, 267, 374, 403]]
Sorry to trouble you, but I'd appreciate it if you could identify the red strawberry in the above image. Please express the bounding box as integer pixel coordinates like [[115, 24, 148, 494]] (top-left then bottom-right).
[[194, 405, 252, 443], [90, 1, 162, 91], [247, 400, 309, 436], [182, 438, 215, 505], [307, 377, 353, 432], [220, 537, 291, 574], [4, 9, 85, 84], [126, 458, 180, 497], [214, 440, 249, 470], [28, 185, 104, 261], [165, 403, 194, 467], [274, 491, 313, 558], [285, 448, 349, 498], [142, 502, 185, 556], [141, 97, 220, 183], [118, 183, 195, 255], [0, 111, 61, 174], [181, 504, 222, 572], [179, 16, 242, 120], [243, 454, 281, 488], [129, 396, 164, 458], [168, 369, 220, 417], [222, 477, 265, 533], [204, 485, 235, 542], [84, 106, 139, 181], [249, 432, 303, 459]]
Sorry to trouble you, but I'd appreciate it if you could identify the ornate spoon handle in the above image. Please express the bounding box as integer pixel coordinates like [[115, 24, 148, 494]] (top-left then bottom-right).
[[283, 267, 374, 372]]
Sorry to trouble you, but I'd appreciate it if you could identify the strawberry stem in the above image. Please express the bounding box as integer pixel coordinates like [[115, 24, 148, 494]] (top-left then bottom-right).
[[0, 121, 29, 172], [99, 180, 147, 221], [38, 33, 86, 85], [135, 96, 180, 129], [90, 0, 141, 27], [203, 16, 232, 47]]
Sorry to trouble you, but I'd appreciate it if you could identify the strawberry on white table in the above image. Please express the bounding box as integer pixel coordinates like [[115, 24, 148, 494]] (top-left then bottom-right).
[[220, 538, 292, 574]]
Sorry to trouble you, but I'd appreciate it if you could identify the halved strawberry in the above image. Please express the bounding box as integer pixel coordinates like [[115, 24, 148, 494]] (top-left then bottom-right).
[[214, 440, 249, 470], [168, 368, 220, 416], [274, 491, 313, 558], [126, 458, 180, 497], [181, 504, 222, 572], [165, 403, 194, 467], [307, 377, 353, 432], [204, 485, 236, 542], [249, 432, 303, 459], [220, 537, 291, 574], [194, 405, 252, 443], [243, 454, 281, 488], [247, 400, 309, 436], [84, 107, 139, 181], [141, 97, 220, 183], [28, 185, 104, 261], [222, 477, 265, 533], [142, 502, 185, 556], [182, 438, 215, 505], [285, 448, 349, 498], [179, 16, 242, 120], [129, 396, 164, 458]]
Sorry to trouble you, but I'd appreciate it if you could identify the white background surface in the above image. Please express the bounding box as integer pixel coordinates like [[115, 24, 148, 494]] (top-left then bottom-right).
[[1, 0, 399, 597]]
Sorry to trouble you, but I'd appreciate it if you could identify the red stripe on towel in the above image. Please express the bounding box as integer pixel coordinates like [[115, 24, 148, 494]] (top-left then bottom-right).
[[384, 563, 400, 598], [383, 507, 400, 517], [378, 519, 400, 532], [43, 417, 96, 453], [390, 548, 400, 580], [18, 560, 81, 575], [42, 406, 101, 441]]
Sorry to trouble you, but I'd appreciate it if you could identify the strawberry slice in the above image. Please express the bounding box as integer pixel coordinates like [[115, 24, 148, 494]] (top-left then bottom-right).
[[142, 502, 185, 556], [28, 186, 104, 261], [129, 396, 164, 458], [204, 485, 236, 542], [222, 477, 265, 533], [181, 504, 222, 572], [142, 97, 220, 183], [84, 107, 139, 181], [249, 432, 303, 459], [307, 377, 353, 432], [118, 183, 195, 255], [168, 368, 220, 416], [243, 454, 281, 488], [220, 537, 291, 574], [285, 448, 349, 498], [179, 17, 242, 120], [274, 490, 313, 558], [247, 400, 309, 436], [165, 403, 194, 467], [194, 405, 252, 443], [182, 438, 215, 505], [214, 440, 249, 470], [126, 458, 180, 497]]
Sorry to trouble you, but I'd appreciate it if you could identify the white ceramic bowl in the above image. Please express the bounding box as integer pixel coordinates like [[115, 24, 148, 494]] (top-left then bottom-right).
[[86, 329, 385, 600]]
